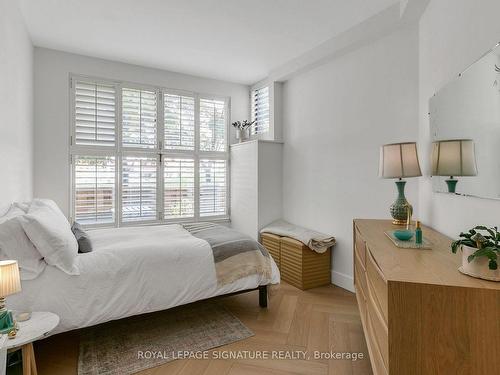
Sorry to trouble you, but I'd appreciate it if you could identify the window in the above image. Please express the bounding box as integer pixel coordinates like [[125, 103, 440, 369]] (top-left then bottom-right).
[[74, 81, 116, 147], [251, 86, 270, 135], [121, 156, 158, 222], [200, 159, 227, 217], [122, 88, 157, 148], [70, 76, 229, 226], [164, 94, 195, 151], [200, 98, 226, 151], [164, 158, 195, 219], [73, 156, 115, 225]]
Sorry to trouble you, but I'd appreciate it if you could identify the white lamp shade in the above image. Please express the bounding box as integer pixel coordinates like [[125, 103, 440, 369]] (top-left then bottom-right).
[[0, 260, 21, 297], [431, 140, 477, 177], [379, 142, 422, 179]]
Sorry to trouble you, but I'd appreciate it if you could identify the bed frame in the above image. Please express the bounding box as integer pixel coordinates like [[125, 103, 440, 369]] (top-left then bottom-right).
[[215, 285, 268, 308]]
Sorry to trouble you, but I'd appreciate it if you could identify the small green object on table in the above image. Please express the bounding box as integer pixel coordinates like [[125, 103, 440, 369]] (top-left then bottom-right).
[[385, 230, 432, 249], [393, 229, 414, 241]]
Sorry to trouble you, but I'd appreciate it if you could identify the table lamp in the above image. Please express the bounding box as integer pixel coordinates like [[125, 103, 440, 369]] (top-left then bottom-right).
[[379, 142, 422, 225], [431, 139, 477, 193], [0, 260, 21, 333]]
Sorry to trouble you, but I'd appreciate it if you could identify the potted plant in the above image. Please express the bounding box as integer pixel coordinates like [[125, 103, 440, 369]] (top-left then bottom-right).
[[451, 226, 500, 281], [232, 120, 255, 143]]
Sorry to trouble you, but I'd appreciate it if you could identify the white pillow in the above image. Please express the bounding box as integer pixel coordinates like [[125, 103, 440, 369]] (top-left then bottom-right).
[[12, 201, 30, 213], [20, 199, 79, 275], [0, 216, 46, 280], [0, 205, 25, 224]]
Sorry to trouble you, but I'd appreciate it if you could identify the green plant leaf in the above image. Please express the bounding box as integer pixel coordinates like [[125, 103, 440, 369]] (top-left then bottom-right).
[[453, 226, 500, 256], [467, 247, 498, 264], [474, 226, 488, 230]]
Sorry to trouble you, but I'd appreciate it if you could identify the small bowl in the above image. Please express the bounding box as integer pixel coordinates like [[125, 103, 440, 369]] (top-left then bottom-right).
[[394, 229, 414, 241]]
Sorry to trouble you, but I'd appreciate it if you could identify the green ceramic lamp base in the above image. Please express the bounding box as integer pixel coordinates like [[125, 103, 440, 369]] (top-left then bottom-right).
[[0, 309, 15, 334], [390, 180, 412, 226], [446, 177, 458, 193]]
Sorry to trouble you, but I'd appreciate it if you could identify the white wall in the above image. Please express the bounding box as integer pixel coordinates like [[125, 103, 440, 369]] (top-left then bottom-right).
[[418, 0, 500, 237], [34, 48, 250, 216], [0, 0, 33, 212], [282, 26, 419, 291]]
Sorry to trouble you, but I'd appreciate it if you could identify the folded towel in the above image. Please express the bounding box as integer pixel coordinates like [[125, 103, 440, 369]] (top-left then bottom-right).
[[260, 220, 336, 253]]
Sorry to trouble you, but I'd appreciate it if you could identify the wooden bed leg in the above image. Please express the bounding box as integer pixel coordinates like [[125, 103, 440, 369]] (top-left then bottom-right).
[[259, 285, 268, 308]]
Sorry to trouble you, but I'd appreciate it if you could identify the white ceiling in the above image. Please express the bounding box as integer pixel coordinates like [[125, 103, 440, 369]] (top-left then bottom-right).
[[19, 0, 399, 84]]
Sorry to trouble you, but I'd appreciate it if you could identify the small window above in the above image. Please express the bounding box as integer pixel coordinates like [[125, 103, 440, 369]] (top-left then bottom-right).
[[251, 86, 270, 135]]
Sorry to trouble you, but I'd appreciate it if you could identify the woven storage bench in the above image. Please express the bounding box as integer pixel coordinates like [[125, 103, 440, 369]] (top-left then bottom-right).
[[261, 233, 331, 290], [261, 233, 281, 270]]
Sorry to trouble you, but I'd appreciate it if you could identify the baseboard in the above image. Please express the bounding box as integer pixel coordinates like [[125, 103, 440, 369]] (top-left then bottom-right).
[[331, 270, 355, 293]]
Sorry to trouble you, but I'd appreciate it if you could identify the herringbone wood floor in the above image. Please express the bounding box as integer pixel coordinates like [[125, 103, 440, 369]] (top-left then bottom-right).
[[34, 282, 372, 375]]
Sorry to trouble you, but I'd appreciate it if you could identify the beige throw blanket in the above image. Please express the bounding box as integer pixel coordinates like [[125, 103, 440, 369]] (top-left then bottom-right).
[[260, 220, 336, 253], [183, 222, 272, 287]]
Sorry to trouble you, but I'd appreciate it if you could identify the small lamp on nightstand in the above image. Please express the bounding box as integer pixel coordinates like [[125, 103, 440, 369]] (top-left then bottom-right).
[[379, 142, 422, 225], [431, 139, 477, 193], [0, 260, 21, 333]]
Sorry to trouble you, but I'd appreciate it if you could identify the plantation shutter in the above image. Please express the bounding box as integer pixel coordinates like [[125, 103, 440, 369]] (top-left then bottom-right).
[[71, 75, 230, 227], [73, 156, 115, 224], [251, 86, 270, 135], [121, 156, 158, 222], [164, 158, 195, 219], [122, 88, 157, 148], [74, 81, 116, 146], [164, 94, 195, 150], [199, 159, 227, 217], [199, 98, 226, 152]]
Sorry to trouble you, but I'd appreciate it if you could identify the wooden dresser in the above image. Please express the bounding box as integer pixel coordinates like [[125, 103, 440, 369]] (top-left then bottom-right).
[[353, 219, 500, 375]]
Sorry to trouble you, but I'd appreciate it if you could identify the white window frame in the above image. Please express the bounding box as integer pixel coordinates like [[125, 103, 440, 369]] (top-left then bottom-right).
[[248, 81, 283, 142], [69, 74, 230, 228], [250, 85, 270, 136]]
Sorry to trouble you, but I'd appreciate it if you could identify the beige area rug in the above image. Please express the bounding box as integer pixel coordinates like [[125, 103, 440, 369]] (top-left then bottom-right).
[[78, 302, 254, 375]]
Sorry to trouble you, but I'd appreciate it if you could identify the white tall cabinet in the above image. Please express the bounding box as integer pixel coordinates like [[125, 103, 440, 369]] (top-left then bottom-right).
[[230, 140, 283, 240]]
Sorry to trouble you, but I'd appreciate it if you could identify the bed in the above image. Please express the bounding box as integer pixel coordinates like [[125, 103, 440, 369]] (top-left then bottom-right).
[[7, 222, 280, 334]]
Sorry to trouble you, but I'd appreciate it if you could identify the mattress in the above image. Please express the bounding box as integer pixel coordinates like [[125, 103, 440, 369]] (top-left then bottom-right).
[[8, 224, 280, 334]]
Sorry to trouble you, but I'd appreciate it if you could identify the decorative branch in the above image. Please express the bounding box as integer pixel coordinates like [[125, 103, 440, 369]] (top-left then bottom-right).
[[232, 120, 256, 130]]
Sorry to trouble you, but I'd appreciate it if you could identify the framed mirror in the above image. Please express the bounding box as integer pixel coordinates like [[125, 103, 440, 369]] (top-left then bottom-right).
[[430, 42, 500, 200]]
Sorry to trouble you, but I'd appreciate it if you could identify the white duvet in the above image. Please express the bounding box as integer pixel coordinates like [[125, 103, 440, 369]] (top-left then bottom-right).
[[8, 224, 280, 334]]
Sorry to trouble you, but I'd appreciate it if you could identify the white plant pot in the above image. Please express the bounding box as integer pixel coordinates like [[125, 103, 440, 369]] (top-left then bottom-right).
[[236, 128, 249, 143], [459, 245, 500, 282]]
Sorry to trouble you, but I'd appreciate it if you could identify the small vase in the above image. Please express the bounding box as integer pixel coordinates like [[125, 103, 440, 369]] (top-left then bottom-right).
[[459, 245, 500, 281], [236, 128, 249, 143], [390, 180, 411, 225]]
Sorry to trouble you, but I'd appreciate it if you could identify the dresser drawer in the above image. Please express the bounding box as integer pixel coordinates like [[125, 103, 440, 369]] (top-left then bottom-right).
[[366, 247, 388, 323], [366, 311, 389, 375], [354, 227, 366, 266], [355, 278, 367, 323], [367, 285, 389, 369], [354, 253, 368, 298]]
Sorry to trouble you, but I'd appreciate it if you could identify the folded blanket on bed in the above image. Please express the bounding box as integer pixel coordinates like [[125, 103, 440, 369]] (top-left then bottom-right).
[[182, 223, 272, 286], [260, 219, 336, 254]]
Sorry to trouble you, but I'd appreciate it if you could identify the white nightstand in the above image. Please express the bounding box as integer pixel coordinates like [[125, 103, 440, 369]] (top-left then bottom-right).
[[0, 312, 59, 375]]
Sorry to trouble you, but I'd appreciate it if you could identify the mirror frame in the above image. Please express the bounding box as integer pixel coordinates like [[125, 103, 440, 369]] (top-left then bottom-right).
[[429, 40, 500, 201]]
